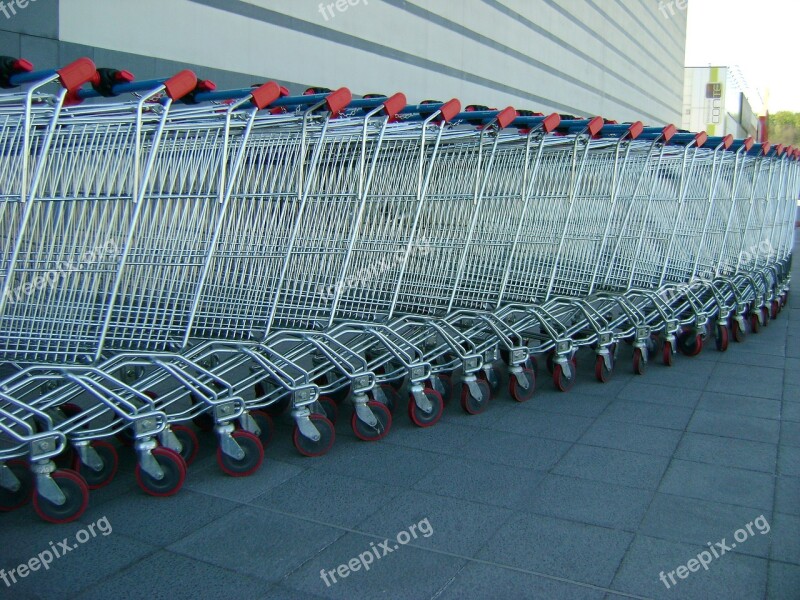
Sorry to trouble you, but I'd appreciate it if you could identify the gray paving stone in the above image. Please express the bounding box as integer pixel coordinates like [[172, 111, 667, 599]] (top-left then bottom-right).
[[688, 409, 781, 444], [659, 460, 774, 511], [780, 420, 800, 447], [778, 445, 800, 477], [489, 407, 595, 442], [784, 383, 800, 403], [168, 505, 344, 583], [697, 391, 782, 420], [600, 399, 695, 430], [610, 534, 768, 599], [553, 444, 671, 490], [706, 363, 784, 400], [639, 493, 773, 559], [476, 512, 633, 587], [579, 417, 683, 457], [252, 469, 404, 529], [457, 427, 573, 471], [674, 432, 778, 473], [0, 527, 155, 598], [770, 512, 800, 565], [767, 561, 800, 599], [380, 418, 476, 455], [635, 362, 711, 390], [283, 531, 466, 599], [617, 380, 702, 408], [184, 457, 307, 503], [525, 391, 611, 419], [83, 487, 239, 547], [411, 455, 547, 511], [783, 401, 800, 422], [775, 476, 800, 516], [355, 489, 514, 557], [524, 473, 654, 531], [76, 550, 269, 600], [435, 561, 606, 600]]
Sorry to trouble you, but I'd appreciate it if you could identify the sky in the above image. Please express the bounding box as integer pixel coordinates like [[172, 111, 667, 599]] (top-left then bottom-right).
[[684, 0, 799, 114]]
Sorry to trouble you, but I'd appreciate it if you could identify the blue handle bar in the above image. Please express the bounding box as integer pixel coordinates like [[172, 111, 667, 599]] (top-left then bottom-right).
[[190, 88, 256, 103], [269, 92, 331, 109], [510, 116, 548, 128], [557, 119, 596, 133], [704, 136, 732, 149], [669, 133, 702, 146], [76, 78, 168, 100], [452, 110, 502, 122], [728, 139, 752, 152], [8, 68, 58, 86], [599, 124, 633, 138], [398, 103, 446, 116], [637, 126, 672, 141]]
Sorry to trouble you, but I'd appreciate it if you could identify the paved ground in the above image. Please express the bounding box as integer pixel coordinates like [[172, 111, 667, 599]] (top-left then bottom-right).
[[3, 250, 799, 599]]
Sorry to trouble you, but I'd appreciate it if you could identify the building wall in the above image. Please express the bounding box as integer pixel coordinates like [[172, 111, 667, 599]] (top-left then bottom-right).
[[2, 0, 686, 125]]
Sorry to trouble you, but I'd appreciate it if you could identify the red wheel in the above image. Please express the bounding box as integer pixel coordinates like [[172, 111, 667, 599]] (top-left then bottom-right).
[[0, 459, 33, 511], [749, 311, 760, 333], [461, 378, 491, 414], [509, 367, 536, 402], [293, 413, 335, 457], [72, 440, 119, 490], [315, 396, 338, 424], [426, 373, 452, 405], [633, 348, 646, 375], [553, 358, 577, 392], [351, 401, 392, 441], [408, 388, 444, 428], [217, 430, 264, 477], [171, 424, 200, 467], [731, 318, 745, 342], [594, 355, 612, 383], [715, 324, 729, 352], [371, 383, 401, 414], [246, 410, 275, 447], [677, 329, 703, 357], [32, 469, 89, 524], [135, 447, 186, 497], [771, 299, 780, 320], [663, 340, 674, 366]]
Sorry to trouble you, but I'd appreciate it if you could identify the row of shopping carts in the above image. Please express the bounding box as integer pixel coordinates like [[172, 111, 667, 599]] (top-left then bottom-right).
[[0, 57, 796, 523]]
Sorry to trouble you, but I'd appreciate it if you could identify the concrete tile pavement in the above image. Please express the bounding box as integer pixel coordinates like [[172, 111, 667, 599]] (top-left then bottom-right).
[[2, 250, 799, 599]]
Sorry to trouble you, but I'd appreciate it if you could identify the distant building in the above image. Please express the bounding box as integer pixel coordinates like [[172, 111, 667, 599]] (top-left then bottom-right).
[[682, 66, 760, 139]]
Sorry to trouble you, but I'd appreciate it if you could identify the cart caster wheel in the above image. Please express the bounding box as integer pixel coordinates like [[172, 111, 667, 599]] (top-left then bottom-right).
[[553, 358, 577, 392], [72, 440, 119, 490], [171, 425, 200, 467], [771, 299, 780, 320], [663, 340, 674, 366], [749, 311, 760, 333], [715, 324, 729, 352], [731, 318, 745, 342], [594, 355, 612, 383], [33, 469, 89, 524], [0, 459, 33, 511], [217, 430, 263, 477], [316, 396, 339, 424], [408, 388, 444, 428], [477, 367, 500, 392], [135, 447, 186, 497], [372, 383, 401, 414], [461, 378, 491, 414], [509, 367, 536, 402], [633, 348, 646, 375], [761, 306, 770, 327], [293, 414, 335, 457], [677, 329, 703, 356], [189, 393, 216, 432], [246, 410, 275, 447], [313, 376, 350, 404], [426, 373, 452, 405], [352, 401, 392, 441]]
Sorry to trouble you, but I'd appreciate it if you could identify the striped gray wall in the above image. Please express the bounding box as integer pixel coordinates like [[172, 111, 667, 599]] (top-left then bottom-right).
[[2, 0, 686, 125]]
